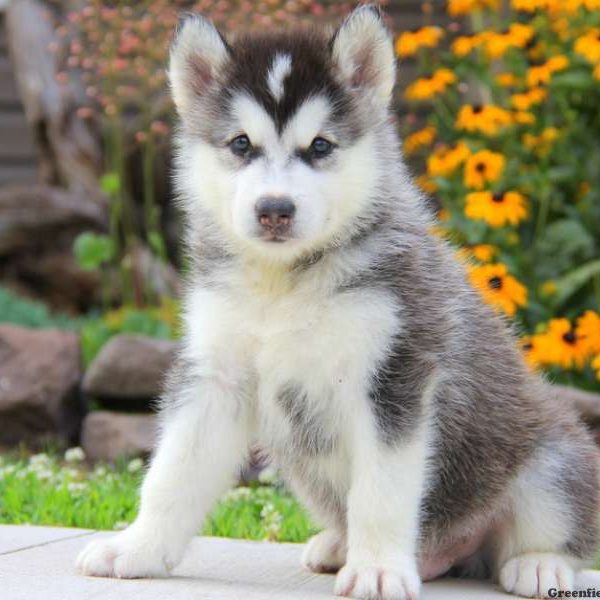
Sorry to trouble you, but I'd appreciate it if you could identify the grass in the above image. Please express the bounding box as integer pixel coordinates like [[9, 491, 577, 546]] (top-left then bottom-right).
[[0, 451, 317, 543]]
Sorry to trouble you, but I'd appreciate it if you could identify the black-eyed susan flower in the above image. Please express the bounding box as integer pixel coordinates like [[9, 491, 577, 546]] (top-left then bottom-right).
[[427, 142, 471, 177], [521, 335, 544, 369], [510, 87, 547, 110], [448, 0, 500, 16], [531, 319, 589, 369], [464, 150, 506, 189], [480, 24, 534, 59], [512, 0, 547, 11], [526, 55, 569, 87], [575, 29, 600, 63], [576, 310, 600, 355], [592, 354, 600, 380], [456, 104, 513, 136], [496, 73, 520, 87], [396, 27, 443, 57], [404, 126, 437, 155], [468, 263, 527, 316], [405, 69, 457, 101], [512, 111, 536, 125], [465, 190, 528, 227], [451, 35, 484, 57], [416, 175, 438, 194], [456, 244, 497, 263], [522, 127, 559, 154]]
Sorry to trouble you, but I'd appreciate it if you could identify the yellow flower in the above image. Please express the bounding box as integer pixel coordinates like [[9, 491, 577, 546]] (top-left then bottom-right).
[[452, 35, 484, 57], [416, 174, 438, 194], [531, 319, 589, 369], [585, 0, 600, 9], [468, 263, 527, 316], [594, 63, 600, 81], [522, 127, 559, 154], [512, 111, 536, 125], [526, 56, 569, 87], [427, 142, 471, 177], [448, 0, 500, 16], [593, 354, 600, 380], [575, 30, 600, 63], [396, 27, 444, 57], [404, 126, 437, 155], [521, 335, 544, 369], [405, 69, 457, 101], [512, 0, 547, 10], [510, 88, 547, 110], [496, 73, 520, 87], [481, 24, 534, 59], [540, 281, 557, 297], [465, 190, 528, 227], [576, 310, 600, 355], [456, 104, 513, 136], [457, 244, 497, 263], [464, 150, 506, 189]]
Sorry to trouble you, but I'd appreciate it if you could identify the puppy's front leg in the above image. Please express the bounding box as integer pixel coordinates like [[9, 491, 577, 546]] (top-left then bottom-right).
[[335, 417, 429, 600], [77, 360, 249, 578]]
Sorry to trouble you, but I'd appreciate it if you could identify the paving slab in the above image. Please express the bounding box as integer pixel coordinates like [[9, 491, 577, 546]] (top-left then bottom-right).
[[1, 525, 600, 599]]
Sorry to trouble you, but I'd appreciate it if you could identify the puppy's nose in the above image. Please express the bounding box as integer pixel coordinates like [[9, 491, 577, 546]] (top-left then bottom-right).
[[255, 196, 296, 233]]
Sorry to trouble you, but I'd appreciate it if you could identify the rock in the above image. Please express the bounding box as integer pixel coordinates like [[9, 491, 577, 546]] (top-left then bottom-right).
[[0, 184, 107, 311], [0, 324, 83, 446], [81, 411, 157, 461], [82, 334, 177, 401]]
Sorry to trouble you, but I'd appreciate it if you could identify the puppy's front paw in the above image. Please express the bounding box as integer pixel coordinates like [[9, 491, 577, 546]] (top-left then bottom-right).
[[76, 527, 180, 579], [302, 529, 346, 574], [334, 557, 421, 600], [499, 553, 574, 599]]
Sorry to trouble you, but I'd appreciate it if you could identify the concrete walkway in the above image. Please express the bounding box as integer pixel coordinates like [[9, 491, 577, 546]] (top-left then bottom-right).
[[1, 525, 600, 599]]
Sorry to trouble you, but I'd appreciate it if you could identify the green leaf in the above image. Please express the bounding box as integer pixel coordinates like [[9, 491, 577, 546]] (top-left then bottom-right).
[[73, 233, 115, 271], [550, 259, 600, 310], [100, 172, 121, 196]]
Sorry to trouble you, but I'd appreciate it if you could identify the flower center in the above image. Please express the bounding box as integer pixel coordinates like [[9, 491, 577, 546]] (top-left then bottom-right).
[[475, 162, 487, 173], [488, 276, 503, 290], [492, 192, 505, 203], [562, 331, 576, 345], [472, 104, 484, 114]]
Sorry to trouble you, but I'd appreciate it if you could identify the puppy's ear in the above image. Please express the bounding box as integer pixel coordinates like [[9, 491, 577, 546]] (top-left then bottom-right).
[[169, 15, 230, 116], [331, 5, 395, 106]]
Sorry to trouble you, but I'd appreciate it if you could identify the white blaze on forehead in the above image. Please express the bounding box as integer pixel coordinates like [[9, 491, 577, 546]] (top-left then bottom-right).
[[283, 95, 332, 149], [230, 93, 278, 148], [267, 53, 292, 102]]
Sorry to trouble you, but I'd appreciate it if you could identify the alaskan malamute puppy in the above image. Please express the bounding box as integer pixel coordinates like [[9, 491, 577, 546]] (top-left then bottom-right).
[[77, 6, 600, 599]]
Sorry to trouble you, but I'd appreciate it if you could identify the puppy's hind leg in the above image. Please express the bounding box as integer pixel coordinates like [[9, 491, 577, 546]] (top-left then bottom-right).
[[77, 356, 250, 579], [493, 433, 600, 599]]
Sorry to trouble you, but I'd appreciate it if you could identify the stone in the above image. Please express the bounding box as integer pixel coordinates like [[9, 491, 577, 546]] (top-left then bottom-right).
[[0, 324, 83, 446], [81, 411, 157, 461], [82, 335, 177, 401], [0, 184, 107, 311]]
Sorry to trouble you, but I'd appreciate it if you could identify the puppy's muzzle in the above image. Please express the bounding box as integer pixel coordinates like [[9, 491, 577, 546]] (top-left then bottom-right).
[[255, 196, 296, 239]]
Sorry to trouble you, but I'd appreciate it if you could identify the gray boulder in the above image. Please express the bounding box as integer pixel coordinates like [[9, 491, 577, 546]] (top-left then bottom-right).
[[82, 334, 177, 401], [0, 324, 83, 446], [81, 411, 157, 461]]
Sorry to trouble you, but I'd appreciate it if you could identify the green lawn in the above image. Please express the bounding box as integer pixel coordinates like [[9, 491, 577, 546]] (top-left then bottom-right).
[[0, 451, 317, 543]]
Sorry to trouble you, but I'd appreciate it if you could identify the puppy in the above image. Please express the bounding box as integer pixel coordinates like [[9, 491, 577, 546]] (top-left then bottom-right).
[[77, 6, 600, 599]]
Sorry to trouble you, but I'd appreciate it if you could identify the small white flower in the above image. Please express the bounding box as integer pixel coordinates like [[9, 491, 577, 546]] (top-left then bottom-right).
[[127, 458, 144, 473], [29, 453, 51, 468], [67, 482, 87, 495], [223, 487, 252, 502], [64, 447, 86, 463], [93, 465, 108, 478]]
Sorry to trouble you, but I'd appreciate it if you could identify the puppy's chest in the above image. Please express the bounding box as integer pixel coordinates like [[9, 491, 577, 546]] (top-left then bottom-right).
[[226, 283, 401, 455]]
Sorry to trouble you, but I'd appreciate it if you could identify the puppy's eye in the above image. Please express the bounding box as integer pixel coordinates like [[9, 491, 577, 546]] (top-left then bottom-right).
[[309, 137, 334, 158], [230, 134, 251, 156]]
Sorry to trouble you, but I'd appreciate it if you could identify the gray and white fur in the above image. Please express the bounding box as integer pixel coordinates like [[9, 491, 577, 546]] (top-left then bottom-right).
[[77, 6, 600, 599]]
